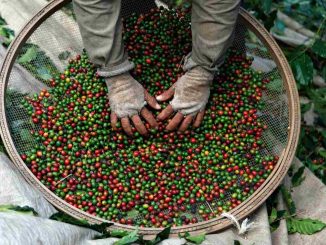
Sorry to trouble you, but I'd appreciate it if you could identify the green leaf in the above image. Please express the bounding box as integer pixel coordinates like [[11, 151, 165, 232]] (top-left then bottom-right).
[[322, 66, 326, 81], [20, 128, 33, 142], [50, 212, 89, 225], [82, 222, 113, 234], [291, 166, 306, 187], [114, 228, 139, 245], [270, 222, 280, 232], [266, 79, 282, 92], [0, 205, 38, 216], [281, 186, 296, 215], [110, 230, 130, 238], [264, 10, 277, 31], [322, 130, 326, 138], [50, 212, 112, 233], [274, 19, 285, 34], [307, 88, 326, 104], [0, 26, 14, 46], [287, 218, 326, 235], [262, 0, 272, 13], [150, 227, 171, 244], [269, 208, 278, 224], [311, 39, 326, 58], [9, 205, 38, 215], [269, 208, 287, 232], [175, 0, 183, 6], [58, 51, 71, 60], [185, 233, 206, 245], [288, 165, 295, 177], [178, 232, 190, 239], [36, 68, 52, 80], [18, 47, 38, 64], [234, 240, 241, 245], [306, 88, 326, 125], [300, 102, 312, 114], [277, 210, 287, 220], [0, 140, 6, 153], [319, 150, 326, 159], [141, 227, 171, 245], [291, 54, 313, 86], [284, 0, 300, 5], [0, 16, 6, 25]]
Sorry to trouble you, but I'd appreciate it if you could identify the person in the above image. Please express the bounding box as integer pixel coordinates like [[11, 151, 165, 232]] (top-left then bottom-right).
[[73, 0, 241, 136]]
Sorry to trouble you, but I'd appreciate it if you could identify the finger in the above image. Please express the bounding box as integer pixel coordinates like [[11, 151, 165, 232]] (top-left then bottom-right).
[[156, 85, 175, 102], [111, 112, 118, 130], [141, 107, 158, 128], [166, 112, 184, 131], [145, 90, 161, 110], [193, 110, 205, 128], [131, 115, 148, 136], [121, 117, 133, 136], [157, 105, 174, 121], [178, 115, 193, 132]]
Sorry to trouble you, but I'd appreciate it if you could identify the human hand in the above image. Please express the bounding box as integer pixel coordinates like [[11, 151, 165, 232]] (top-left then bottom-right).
[[106, 72, 160, 136], [156, 66, 214, 132]]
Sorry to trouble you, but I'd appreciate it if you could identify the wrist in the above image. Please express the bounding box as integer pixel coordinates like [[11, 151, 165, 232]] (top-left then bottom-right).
[[186, 66, 214, 85]]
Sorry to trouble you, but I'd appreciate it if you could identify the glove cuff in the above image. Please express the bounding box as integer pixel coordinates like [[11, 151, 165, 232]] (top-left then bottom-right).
[[183, 53, 197, 72], [188, 66, 215, 82], [97, 59, 135, 78]]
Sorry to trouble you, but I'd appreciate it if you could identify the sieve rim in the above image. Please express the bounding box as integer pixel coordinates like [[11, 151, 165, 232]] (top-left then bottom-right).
[[0, 0, 300, 236]]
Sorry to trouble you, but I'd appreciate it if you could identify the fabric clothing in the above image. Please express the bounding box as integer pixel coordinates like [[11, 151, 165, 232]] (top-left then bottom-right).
[[73, 0, 241, 76], [184, 0, 241, 72], [73, 0, 134, 77]]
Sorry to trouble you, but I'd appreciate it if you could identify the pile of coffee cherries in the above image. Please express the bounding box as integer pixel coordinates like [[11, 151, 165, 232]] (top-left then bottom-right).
[[21, 7, 277, 227]]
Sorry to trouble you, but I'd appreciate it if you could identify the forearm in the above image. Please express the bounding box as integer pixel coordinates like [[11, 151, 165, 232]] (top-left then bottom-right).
[[184, 0, 241, 72], [73, 0, 134, 76]]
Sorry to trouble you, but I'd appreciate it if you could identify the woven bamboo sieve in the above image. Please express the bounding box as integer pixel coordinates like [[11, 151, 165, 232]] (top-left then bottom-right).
[[0, 0, 300, 236]]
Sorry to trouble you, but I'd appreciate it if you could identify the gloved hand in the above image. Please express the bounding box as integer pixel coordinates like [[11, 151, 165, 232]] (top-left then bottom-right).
[[156, 66, 214, 131], [106, 72, 160, 136]]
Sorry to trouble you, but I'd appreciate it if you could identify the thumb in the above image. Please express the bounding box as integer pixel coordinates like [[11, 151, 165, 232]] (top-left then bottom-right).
[[145, 90, 161, 110], [156, 85, 175, 102]]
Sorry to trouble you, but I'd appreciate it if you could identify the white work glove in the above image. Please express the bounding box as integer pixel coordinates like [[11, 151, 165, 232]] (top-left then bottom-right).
[[156, 66, 214, 131], [105, 72, 160, 136]]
